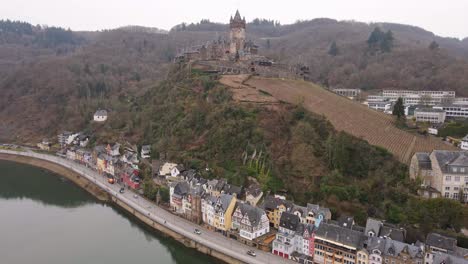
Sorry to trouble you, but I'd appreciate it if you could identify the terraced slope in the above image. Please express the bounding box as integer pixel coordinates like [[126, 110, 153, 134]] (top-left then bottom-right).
[[222, 75, 456, 163]]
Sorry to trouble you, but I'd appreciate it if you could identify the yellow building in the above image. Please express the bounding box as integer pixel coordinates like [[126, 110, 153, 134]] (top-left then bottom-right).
[[263, 196, 293, 229], [213, 194, 236, 233]]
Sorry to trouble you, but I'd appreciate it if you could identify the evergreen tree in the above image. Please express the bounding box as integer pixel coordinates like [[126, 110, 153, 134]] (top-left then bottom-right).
[[381, 30, 394, 52], [328, 41, 339, 56], [392, 97, 405, 119], [367, 27, 383, 48], [429, 41, 439, 50]]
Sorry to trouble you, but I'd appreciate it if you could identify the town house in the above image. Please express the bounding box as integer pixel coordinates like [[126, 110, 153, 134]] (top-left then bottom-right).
[[213, 194, 236, 234], [262, 196, 293, 229], [231, 202, 269, 240]]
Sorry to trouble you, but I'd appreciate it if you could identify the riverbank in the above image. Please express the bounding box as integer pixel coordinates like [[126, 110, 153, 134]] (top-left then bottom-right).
[[0, 153, 109, 201], [0, 150, 282, 264]]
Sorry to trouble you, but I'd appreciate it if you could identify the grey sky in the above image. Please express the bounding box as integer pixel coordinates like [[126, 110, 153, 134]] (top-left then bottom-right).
[[1, 0, 467, 39]]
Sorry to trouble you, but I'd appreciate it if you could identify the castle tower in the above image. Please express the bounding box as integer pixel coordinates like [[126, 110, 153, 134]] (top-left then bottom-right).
[[229, 10, 246, 57]]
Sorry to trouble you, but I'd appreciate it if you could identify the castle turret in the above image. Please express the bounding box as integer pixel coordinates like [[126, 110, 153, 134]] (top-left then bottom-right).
[[229, 10, 246, 57]]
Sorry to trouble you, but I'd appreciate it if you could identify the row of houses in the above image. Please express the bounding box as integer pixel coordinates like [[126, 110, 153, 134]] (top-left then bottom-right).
[[274, 213, 467, 264]]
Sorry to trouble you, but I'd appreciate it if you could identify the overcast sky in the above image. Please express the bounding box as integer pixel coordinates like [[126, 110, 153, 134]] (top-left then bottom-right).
[[1, 0, 467, 39]]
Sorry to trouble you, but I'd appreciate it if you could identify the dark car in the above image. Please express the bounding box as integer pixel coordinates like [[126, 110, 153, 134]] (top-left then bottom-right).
[[194, 229, 201, 235], [119, 187, 125, 194]]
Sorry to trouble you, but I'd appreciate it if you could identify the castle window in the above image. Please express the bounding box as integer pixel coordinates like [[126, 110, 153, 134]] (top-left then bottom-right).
[[445, 176, 451, 181]]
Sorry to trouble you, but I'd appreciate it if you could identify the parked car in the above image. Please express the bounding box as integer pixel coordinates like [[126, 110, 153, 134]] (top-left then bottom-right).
[[194, 229, 201, 235], [119, 187, 125, 194], [246, 250, 256, 257], [133, 194, 138, 199]]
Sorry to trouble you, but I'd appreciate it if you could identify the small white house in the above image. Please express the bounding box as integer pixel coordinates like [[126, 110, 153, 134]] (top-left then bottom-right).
[[461, 135, 468, 150], [159, 162, 178, 177], [93, 110, 108, 122], [141, 145, 151, 159]]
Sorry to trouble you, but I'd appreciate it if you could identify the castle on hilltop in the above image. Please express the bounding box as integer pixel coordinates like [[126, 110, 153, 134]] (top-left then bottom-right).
[[176, 10, 259, 62]]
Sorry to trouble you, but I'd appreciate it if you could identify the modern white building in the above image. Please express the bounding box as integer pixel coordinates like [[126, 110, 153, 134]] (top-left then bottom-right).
[[367, 101, 393, 113], [93, 110, 108, 122], [332, 88, 361, 99], [414, 108, 446, 123], [382, 90, 455, 106], [433, 105, 468, 118]]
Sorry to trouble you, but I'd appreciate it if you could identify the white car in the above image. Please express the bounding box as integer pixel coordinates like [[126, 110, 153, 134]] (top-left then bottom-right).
[[247, 250, 256, 257]]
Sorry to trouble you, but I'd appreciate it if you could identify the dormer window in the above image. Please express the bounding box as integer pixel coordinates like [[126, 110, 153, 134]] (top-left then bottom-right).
[[461, 168, 465, 173], [453, 167, 458, 173], [368, 231, 375, 237]]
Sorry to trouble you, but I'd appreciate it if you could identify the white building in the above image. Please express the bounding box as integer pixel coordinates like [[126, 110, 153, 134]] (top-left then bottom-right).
[[231, 202, 270, 240], [411, 150, 468, 201], [433, 105, 468, 119], [93, 110, 108, 122], [202, 195, 217, 227], [367, 101, 393, 113], [141, 145, 151, 159], [461, 135, 468, 150], [414, 108, 446, 123], [159, 162, 178, 177], [382, 90, 455, 106], [332, 88, 361, 99]]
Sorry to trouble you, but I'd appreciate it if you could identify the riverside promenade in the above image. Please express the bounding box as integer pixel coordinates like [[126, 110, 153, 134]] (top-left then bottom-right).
[[0, 149, 293, 264]]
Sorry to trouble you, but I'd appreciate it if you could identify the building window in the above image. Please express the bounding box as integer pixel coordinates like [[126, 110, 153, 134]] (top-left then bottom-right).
[[453, 168, 458, 173], [446, 176, 451, 181], [453, 193, 459, 199], [445, 187, 450, 191], [461, 168, 465, 173], [454, 187, 459, 191], [455, 176, 460, 181], [445, 192, 450, 198]]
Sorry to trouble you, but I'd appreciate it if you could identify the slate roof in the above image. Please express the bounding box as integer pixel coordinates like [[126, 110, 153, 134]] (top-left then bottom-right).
[[433, 252, 467, 264], [384, 240, 423, 259], [173, 182, 190, 196], [222, 184, 243, 197], [263, 196, 293, 211], [246, 184, 262, 197], [338, 215, 355, 229], [380, 226, 405, 242], [217, 194, 234, 213], [94, 109, 107, 116], [236, 202, 265, 227], [426, 233, 457, 252], [279, 212, 301, 231], [433, 151, 468, 173], [366, 236, 387, 254], [415, 152, 432, 170], [365, 218, 382, 236], [315, 222, 364, 249]]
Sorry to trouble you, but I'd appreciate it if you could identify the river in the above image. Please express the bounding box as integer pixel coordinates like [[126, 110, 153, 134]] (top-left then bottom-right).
[[0, 160, 218, 264]]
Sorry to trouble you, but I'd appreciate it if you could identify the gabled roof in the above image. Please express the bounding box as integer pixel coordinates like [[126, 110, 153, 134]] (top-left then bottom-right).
[[384, 240, 423, 259], [433, 151, 468, 173], [365, 218, 382, 236], [94, 109, 108, 116], [174, 181, 190, 196], [380, 226, 405, 242], [315, 222, 364, 249], [415, 152, 432, 170], [426, 233, 457, 252], [433, 252, 467, 264], [236, 202, 265, 227], [217, 194, 234, 213], [263, 196, 293, 211], [279, 212, 300, 231], [366, 236, 387, 254]]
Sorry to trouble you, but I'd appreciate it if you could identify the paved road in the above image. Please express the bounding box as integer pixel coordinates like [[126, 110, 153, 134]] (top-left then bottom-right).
[[0, 149, 293, 264]]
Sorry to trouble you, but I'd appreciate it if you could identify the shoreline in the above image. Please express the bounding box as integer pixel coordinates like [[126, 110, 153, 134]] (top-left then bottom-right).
[[0, 153, 109, 201], [0, 151, 255, 264]]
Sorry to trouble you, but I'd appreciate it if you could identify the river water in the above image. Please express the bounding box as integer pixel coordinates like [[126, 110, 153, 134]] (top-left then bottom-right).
[[0, 160, 217, 264]]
